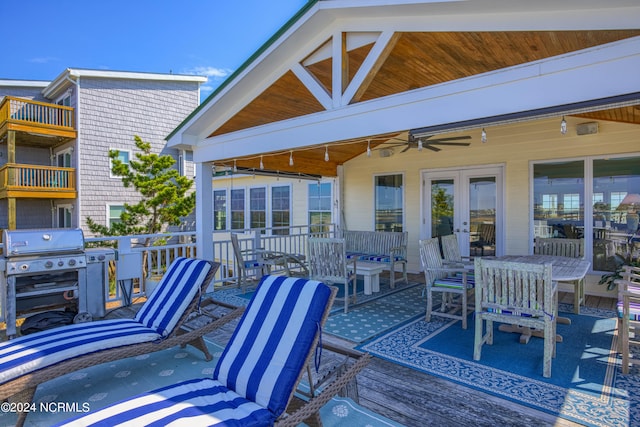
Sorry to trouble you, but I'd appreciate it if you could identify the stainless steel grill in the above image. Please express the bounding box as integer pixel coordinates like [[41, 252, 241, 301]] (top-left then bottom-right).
[[0, 229, 114, 338]]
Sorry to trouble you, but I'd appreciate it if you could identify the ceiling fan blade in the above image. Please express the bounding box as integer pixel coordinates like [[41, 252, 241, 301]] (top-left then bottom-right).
[[401, 145, 412, 153], [427, 141, 471, 147], [428, 135, 472, 143], [425, 145, 441, 152]]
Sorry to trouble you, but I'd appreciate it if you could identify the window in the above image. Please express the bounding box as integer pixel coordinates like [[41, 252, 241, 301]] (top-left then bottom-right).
[[249, 187, 266, 230], [230, 189, 245, 230], [271, 185, 290, 235], [213, 190, 227, 231], [533, 155, 640, 272], [309, 182, 332, 233], [110, 150, 130, 178], [375, 174, 403, 232], [109, 205, 125, 228], [57, 205, 72, 228]]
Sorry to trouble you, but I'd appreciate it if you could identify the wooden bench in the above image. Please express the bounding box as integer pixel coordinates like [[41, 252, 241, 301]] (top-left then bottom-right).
[[341, 230, 408, 288]]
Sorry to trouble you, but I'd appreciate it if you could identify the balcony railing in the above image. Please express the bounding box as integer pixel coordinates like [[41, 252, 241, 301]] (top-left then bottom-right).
[[0, 163, 76, 199], [0, 96, 76, 141]]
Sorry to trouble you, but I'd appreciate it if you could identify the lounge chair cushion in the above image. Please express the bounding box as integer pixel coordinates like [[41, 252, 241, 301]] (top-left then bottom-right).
[[0, 319, 160, 385], [135, 257, 211, 336], [214, 274, 331, 416], [58, 275, 332, 426], [58, 378, 272, 427]]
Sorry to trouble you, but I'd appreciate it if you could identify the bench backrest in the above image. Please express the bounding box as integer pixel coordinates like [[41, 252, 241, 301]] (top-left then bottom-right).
[[534, 237, 584, 258], [342, 230, 407, 255]]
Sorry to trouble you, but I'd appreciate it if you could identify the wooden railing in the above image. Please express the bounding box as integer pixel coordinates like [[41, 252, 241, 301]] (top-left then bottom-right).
[[0, 96, 75, 130], [0, 163, 76, 197]]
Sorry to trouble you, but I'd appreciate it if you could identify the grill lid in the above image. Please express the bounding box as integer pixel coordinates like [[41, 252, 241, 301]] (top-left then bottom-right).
[[2, 228, 85, 256]]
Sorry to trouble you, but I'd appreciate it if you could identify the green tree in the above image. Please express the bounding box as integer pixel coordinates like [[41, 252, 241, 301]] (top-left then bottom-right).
[[86, 135, 195, 244]]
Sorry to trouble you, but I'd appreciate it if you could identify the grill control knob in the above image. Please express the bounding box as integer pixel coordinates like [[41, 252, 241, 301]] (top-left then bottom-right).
[[58, 260, 64, 267], [68, 259, 77, 266], [45, 261, 53, 269], [19, 264, 29, 271]]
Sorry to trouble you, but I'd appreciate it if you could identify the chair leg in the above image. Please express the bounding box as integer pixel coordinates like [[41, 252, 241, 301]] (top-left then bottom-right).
[[473, 315, 483, 360], [425, 289, 433, 322], [461, 291, 467, 330], [543, 321, 553, 378], [622, 316, 630, 374]]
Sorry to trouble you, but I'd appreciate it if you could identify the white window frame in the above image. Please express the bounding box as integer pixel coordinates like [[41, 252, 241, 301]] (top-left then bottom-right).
[[109, 149, 131, 178], [108, 204, 125, 228], [373, 172, 405, 232], [55, 204, 73, 228]]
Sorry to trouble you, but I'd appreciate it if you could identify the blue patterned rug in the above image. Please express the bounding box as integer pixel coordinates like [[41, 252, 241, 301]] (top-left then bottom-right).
[[3, 340, 402, 427], [324, 283, 425, 343], [358, 304, 640, 427], [212, 280, 427, 344]]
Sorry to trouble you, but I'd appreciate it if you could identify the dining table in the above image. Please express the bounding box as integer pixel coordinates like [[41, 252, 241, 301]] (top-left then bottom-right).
[[490, 254, 591, 344]]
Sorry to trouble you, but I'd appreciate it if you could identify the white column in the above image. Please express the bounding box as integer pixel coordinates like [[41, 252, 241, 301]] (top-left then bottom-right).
[[195, 161, 214, 261]]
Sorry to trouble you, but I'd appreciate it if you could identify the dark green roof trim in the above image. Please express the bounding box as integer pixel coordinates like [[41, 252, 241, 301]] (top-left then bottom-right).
[[166, 0, 320, 142]]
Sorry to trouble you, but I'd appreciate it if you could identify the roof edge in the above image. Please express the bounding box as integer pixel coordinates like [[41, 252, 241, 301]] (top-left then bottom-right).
[[166, 0, 320, 142]]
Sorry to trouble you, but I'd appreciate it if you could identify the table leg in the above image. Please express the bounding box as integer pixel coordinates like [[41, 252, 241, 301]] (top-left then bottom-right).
[[363, 274, 372, 295], [372, 273, 380, 293], [498, 324, 563, 344]]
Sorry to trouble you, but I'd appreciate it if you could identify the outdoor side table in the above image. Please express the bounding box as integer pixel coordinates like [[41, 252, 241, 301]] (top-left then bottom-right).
[[356, 262, 385, 295]]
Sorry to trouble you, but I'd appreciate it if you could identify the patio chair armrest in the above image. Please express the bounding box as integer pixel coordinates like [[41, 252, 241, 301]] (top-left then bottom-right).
[[278, 351, 371, 427]]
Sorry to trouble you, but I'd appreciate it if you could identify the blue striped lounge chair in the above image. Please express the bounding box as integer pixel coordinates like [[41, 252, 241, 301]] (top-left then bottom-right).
[[57, 275, 369, 427], [0, 257, 245, 427]]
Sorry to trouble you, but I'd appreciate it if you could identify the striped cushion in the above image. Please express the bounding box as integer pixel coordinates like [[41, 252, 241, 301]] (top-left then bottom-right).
[[215, 275, 331, 416], [346, 252, 367, 260], [57, 275, 332, 426], [434, 275, 475, 289], [57, 378, 272, 427], [0, 319, 159, 385], [135, 257, 211, 336], [617, 300, 640, 321]]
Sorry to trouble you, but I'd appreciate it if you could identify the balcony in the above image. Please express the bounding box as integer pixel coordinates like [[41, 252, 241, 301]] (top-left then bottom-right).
[[0, 96, 76, 146], [0, 163, 76, 199]]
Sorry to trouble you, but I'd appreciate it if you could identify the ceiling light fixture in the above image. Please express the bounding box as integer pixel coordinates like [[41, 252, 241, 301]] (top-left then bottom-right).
[[367, 140, 371, 157], [418, 139, 423, 151], [259, 156, 264, 170], [324, 145, 329, 162], [233, 159, 237, 172], [560, 116, 567, 135], [481, 128, 487, 143], [289, 151, 294, 166]]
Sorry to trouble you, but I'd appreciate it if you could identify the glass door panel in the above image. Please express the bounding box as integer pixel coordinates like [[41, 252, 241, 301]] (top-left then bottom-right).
[[424, 167, 502, 257]]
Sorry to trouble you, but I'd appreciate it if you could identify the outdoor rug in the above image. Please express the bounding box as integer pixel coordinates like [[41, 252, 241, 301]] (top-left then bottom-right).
[[324, 283, 425, 343], [358, 303, 640, 427], [4, 339, 403, 427]]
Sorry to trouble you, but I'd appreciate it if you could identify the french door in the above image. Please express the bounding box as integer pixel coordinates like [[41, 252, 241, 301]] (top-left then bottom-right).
[[423, 166, 504, 257]]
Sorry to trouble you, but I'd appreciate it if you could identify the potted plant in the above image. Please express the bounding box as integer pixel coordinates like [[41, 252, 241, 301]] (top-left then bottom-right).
[[599, 253, 640, 290]]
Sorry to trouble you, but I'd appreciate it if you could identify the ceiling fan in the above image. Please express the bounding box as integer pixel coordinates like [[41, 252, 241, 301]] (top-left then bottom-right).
[[379, 134, 472, 152]]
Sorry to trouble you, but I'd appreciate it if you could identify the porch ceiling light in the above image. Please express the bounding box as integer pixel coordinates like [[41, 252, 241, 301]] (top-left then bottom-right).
[[481, 128, 487, 143], [324, 145, 329, 162], [367, 140, 371, 157], [560, 116, 567, 135], [260, 155, 264, 170], [289, 151, 294, 167]]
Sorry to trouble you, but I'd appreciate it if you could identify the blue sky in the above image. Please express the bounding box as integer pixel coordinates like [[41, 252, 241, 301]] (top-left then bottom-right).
[[1, 0, 310, 99]]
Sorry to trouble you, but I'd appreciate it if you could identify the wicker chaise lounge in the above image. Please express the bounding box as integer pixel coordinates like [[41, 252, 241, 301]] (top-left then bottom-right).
[[57, 275, 371, 427], [0, 257, 245, 427]]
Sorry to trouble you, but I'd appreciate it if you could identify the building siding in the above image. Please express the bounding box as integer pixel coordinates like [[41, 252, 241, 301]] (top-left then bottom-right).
[[76, 77, 201, 235]]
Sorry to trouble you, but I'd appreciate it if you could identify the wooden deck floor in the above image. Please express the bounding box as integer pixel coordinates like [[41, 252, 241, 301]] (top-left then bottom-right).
[[107, 272, 618, 427], [204, 273, 617, 427]]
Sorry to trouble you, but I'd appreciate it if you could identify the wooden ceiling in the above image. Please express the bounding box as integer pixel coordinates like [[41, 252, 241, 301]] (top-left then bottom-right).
[[211, 30, 640, 177]]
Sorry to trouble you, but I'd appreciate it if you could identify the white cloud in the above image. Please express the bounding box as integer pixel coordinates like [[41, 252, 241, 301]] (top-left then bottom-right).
[[29, 56, 58, 64], [184, 66, 231, 80]]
